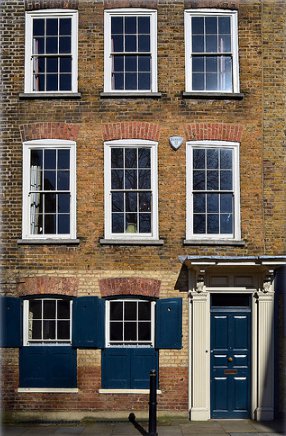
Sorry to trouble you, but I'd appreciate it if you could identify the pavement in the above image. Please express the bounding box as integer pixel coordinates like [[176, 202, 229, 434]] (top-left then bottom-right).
[[1, 418, 285, 436]]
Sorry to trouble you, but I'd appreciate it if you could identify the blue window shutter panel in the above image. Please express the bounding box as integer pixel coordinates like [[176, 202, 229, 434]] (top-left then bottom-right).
[[155, 298, 182, 349], [102, 349, 130, 388], [19, 347, 77, 388], [0, 296, 22, 348], [131, 348, 158, 389], [72, 296, 105, 348]]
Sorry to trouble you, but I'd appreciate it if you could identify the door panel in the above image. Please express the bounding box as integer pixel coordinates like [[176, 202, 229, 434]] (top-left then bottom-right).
[[211, 310, 251, 419]]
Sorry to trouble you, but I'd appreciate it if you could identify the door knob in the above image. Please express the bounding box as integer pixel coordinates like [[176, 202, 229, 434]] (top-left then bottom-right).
[[227, 356, 233, 362]]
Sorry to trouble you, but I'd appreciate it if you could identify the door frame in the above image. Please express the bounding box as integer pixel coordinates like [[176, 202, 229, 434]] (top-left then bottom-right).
[[210, 303, 252, 419], [188, 267, 275, 421]]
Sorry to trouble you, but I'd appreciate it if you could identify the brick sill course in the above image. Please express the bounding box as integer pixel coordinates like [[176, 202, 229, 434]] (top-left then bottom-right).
[[100, 239, 164, 246], [17, 239, 80, 245], [184, 239, 246, 246], [182, 92, 244, 100], [19, 93, 82, 99], [100, 92, 162, 98]]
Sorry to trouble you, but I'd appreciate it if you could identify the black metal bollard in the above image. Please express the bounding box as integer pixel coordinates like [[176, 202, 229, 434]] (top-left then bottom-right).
[[148, 369, 158, 436]]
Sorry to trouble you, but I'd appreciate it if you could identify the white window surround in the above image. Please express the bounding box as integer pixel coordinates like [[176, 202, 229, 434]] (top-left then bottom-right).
[[105, 299, 155, 347], [104, 139, 159, 241], [23, 298, 73, 346], [184, 9, 240, 93], [22, 139, 77, 240], [104, 9, 158, 93], [186, 140, 241, 241], [24, 9, 78, 94]]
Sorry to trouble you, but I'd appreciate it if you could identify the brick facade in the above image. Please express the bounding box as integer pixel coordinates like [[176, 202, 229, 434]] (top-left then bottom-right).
[[1, 0, 285, 421]]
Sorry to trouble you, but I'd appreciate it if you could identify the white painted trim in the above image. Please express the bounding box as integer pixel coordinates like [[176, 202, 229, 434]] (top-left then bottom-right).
[[184, 9, 240, 93], [22, 139, 77, 240], [104, 139, 159, 241], [186, 140, 241, 241], [18, 388, 78, 393], [98, 389, 161, 394], [104, 9, 157, 93], [25, 10, 78, 94]]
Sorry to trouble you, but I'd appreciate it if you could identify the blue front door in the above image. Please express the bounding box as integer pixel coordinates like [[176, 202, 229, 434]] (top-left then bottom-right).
[[211, 306, 251, 419]]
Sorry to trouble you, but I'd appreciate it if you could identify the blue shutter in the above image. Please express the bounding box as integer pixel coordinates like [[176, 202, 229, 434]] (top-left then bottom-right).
[[72, 297, 105, 348], [0, 296, 22, 348], [19, 347, 77, 388], [131, 348, 158, 389], [155, 298, 182, 349], [102, 349, 130, 388]]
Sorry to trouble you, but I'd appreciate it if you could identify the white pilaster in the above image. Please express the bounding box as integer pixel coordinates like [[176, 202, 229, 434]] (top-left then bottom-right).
[[189, 290, 210, 420], [255, 285, 275, 421]]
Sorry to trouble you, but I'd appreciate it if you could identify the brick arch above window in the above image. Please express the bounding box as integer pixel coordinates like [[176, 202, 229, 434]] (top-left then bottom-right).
[[17, 276, 78, 297], [102, 122, 160, 142], [20, 123, 80, 142], [25, 0, 78, 10], [185, 123, 243, 142], [99, 278, 161, 298]]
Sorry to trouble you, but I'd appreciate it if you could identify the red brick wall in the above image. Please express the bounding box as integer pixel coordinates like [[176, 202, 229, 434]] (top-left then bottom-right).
[[99, 277, 161, 297], [17, 276, 79, 297]]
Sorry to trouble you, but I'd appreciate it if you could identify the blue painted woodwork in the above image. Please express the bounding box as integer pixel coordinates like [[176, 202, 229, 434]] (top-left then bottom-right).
[[155, 298, 182, 349], [211, 309, 251, 419], [102, 348, 158, 389], [19, 346, 77, 388], [0, 296, 22, 348], [72, 296, 105, 348]]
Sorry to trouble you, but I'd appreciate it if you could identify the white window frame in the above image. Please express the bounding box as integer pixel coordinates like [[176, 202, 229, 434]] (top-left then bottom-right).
[[24, 9, 78, 93], [105, 299, 155, 348], [184, 9, 240, 93], [104, 9, 158, 93], [104, 139, 159, 241], [22, 139, 77, 240], [186, 140, 241, 241], [23, 298, 73, 346]]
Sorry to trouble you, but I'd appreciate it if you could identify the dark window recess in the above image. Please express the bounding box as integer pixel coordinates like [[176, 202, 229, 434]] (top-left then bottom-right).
[[211, 294, 250, 307]]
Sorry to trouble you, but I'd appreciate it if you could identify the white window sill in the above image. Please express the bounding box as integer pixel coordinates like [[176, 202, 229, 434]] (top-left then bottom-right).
[[19, 92, 81, 99], [182, 92, 244, 100], [100, 238, 164, 246], [100, 92, 162, 98], [184, 239, 246, 246], [98, 389, 161, 394], [17, 239, 80, 245], [18, 388, 78, 393]]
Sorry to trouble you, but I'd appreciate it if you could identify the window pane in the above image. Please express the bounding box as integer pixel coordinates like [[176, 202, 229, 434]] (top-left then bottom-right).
[[126, 192, 137, 212], [112, 192, 124, 212], [125, 16, 137, 34], [219, 34, 231, 52], [125, 73, 137, 89], [111, 148, 123, 168], [57, 300, 70, 319], [47, 57, 58, 73], [112, 35, 123, 52], [124, 322, 136, 341], [193, 170, 205, 190], [138, 35, 150, 52], [58, 214, 70, 234], [113, 56, 124, 72], [138, 73, 150, 90], [112, 213, 124, 233], [205, 17, 217, 34], [125, 148, 137, 168], [46, 19, 58, 35], [220, 193, 233, 213], [31, 320, 42, 339], [43, 300, 56, 319], [31, 149, 43, 167], [46, 37, 58, 53], [57, 321, 70, 339], [111, 17, 123, 34], [138, 302, 151, 320], [206, 57, 217, 73], [138, 56, 150, 72], [112, 169, 124, 188], [139, 170, 150, 189], [33, 37, 45, 54], [44, 214, 56, 234], [220, 213, 233, 233], [193, 149, 205, 169], [43, 320, 56, 339], [46, 74, 58, 91], [126, 213, 137, 233], [60, 18, 71, 35], [192, 17, 204, 34], [194, 214, 205, 233], [60, 74, 72, 91], [219, 17, 230, 34], [138, 148, 150, 168], [207, 148, 219, 169], [220, 170, 232, 190], [44, 150, 56, 169], [207, 214, 219, 233], [125, 302, 137, 320], [110, 322, 123, 341], [220, 149, 232, 169], [193, 57, 204, 72], [206, 73, 218, 90], [29, 300, 42, 319], [207, 193, 219, 213], [192, 35, 204, 52], [110, 302, 123, 320], [58, 150, 70, 169], [33, 19, 45, 36], [45, 193, 56, 213], [125, 56, 137, 72], [139, 192, 151, 212], [207, 170, 219, 190], [139, 213, 151, 233], [57, 171, 70, 190], [138, 17, 150, 34], [192, 73, 204, 90], [35, 73, 45, 91], [193, 193, 205, 213], [44, 171, 56, 190], [60, 57, 72, 73], [59, 37, 71, 53], [206, 35, 217, 52], [125, 35, 136, 52], [125, 170, 137, 189], [138, 322, 151, 341]]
